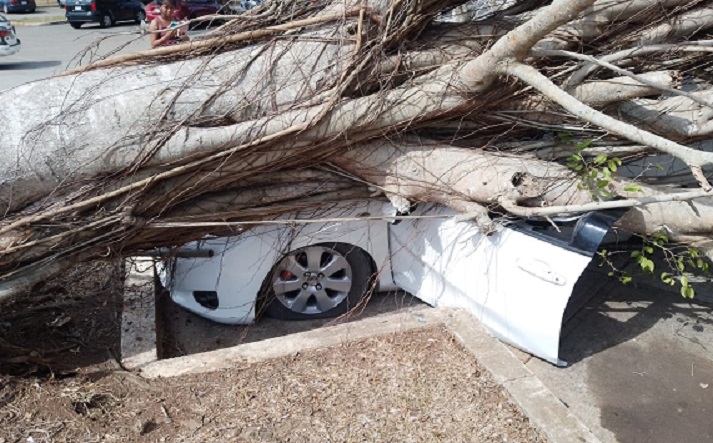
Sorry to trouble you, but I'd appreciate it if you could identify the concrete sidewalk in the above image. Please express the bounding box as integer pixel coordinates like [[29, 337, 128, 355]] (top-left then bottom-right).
[[7, 3, 67, 26]]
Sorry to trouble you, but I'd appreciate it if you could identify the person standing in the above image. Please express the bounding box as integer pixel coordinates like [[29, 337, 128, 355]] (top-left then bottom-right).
[[148, 0, 189, 48]]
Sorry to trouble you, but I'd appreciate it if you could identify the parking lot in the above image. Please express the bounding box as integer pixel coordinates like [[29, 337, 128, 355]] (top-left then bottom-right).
[[1, 4, 213, 90]]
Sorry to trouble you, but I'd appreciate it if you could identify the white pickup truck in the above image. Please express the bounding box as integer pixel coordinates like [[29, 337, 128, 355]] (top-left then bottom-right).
[[163, 202, 623, 366]]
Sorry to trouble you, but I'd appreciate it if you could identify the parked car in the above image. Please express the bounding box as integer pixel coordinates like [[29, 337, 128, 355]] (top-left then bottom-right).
[[161, 201, 624, 366], [0, 13, 20, 56], [227, 0, 260, 14], [1, 0, 35, 14], [145, 0, 221, 24], [65, 0, 145, 29]]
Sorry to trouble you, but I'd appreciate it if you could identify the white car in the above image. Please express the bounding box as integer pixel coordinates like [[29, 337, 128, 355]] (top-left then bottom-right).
[[164, 201, 623, 365], [0, 14, 20, 57]]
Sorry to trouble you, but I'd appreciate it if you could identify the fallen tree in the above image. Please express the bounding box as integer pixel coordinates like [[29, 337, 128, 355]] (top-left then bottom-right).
[[1, 0, 713, 299]]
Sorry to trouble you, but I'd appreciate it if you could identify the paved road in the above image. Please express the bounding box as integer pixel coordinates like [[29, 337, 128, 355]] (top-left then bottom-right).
[[1, 10, 211, 91], [1, 20, 146, 90]]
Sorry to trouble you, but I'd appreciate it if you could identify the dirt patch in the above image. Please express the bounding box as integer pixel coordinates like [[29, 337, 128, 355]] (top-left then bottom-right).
[[1, 263, 546, 442]]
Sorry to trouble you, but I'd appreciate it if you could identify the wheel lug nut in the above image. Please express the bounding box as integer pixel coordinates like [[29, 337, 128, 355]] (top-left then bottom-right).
[[318, 273, 324, 278], [302, 283, 308, 289], [304, 272, 311, 277], [316, 284, 322, 290]]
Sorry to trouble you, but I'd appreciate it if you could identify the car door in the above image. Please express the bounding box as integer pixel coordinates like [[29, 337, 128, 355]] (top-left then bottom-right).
[[389, 204, 619, 365]]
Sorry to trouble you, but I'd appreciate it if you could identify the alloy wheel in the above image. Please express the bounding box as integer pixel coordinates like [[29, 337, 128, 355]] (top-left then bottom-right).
[[272, 245, 353, 315]]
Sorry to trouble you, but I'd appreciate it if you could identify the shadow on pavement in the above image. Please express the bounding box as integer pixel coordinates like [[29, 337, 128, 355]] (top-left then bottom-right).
[[0, 60, 62, 70], [560, 261, 713, 366]]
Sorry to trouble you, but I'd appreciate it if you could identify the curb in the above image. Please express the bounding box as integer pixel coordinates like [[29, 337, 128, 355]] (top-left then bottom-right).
[[8, 3, 66, 26], [13, 19, 66, 26]]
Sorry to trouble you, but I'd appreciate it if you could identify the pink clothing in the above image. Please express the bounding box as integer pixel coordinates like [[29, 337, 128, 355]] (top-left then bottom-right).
[[153, 18, 183, 46]]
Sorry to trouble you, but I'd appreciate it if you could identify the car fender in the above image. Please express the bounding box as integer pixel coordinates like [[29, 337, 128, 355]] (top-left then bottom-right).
[[167, 200, 394, 324], [389, 204, 623, 365]]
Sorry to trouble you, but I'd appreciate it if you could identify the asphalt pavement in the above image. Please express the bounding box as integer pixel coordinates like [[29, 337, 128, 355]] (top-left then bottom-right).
[[517, 262, 713, 443]]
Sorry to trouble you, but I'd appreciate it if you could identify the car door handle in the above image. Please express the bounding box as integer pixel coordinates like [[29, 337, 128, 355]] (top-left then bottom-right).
[[515, 258, 567, 286]]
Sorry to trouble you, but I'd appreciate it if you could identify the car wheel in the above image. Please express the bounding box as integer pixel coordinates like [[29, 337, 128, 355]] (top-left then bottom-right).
[[264, 243, 372, 320], [134, 9, 145, 24], [99, 12, 112, 28], [69, 21, 82, 28]]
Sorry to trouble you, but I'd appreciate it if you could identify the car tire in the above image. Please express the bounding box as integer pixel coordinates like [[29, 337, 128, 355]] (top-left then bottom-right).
[[134, 9, 145, 24], [69, 21, 82, 28], [99, 12, 112, 28], [264, 243, 373, 320]]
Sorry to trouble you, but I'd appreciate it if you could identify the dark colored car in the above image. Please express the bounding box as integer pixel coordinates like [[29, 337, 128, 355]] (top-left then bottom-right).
[[0, 0, 36, 14], [66, 0, 145, 28], [145, 0, 221, 23]]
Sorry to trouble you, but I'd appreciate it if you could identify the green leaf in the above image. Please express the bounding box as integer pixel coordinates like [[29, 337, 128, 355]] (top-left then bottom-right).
[[644, 246, 654, 254], [607, 159, 618, 172], [576, 139, 593, 151], [639, 257, 655, 273], [652, 232, 668, 243], [594, 154, 608, 165], [596, 180, 609, 188], [677, 259, 685, 272], [620, 275, 632, 284], [681, 275, 688, 287], [630, 250, 641, 258], [660, 272, 675, 286], [686, 286, 695, 298], [624, 184, 642, 193], [680, 285, 695, 299]]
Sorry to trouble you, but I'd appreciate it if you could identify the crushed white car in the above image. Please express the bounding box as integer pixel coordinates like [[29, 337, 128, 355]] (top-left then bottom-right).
[[163, 202, 623, 366], [0, 14, 20, 57]]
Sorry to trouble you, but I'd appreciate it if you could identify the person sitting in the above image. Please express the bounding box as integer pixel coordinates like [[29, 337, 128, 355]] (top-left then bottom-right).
[[149, 0, 189, 48]]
